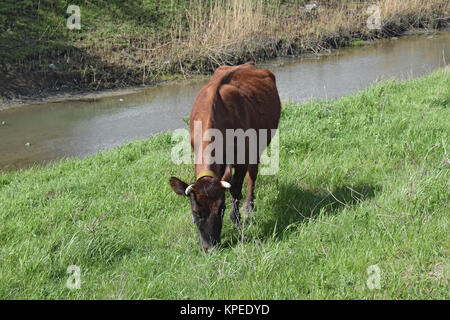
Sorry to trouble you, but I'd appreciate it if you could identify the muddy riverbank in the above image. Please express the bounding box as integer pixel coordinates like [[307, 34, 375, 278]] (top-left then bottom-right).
[[1, 31, 449, 171], [1, 29, 447, 111], [1, 0, 448, 108]]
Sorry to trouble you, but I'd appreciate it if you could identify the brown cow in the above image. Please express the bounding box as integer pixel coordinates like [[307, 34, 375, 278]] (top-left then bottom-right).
[[169, 62, 281, 251]]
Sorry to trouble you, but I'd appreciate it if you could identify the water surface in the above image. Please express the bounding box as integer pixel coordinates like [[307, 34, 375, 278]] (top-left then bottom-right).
[[1, 32, 449, 170]]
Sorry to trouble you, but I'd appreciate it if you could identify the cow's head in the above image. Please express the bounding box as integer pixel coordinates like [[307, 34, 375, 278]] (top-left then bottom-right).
[[169, 170, 231, 251]]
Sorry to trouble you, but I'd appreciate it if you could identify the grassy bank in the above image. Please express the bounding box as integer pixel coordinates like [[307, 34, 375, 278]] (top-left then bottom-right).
[[0, 68, 449, 299], [1, 0, 449, 103]]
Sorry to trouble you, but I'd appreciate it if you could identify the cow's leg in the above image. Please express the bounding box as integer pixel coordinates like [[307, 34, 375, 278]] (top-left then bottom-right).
[[243, 164, 258, 217], [229, 165, 247, 228]]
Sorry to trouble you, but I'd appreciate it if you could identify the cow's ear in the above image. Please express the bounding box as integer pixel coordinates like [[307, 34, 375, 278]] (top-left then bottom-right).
[[169, 177, 190, 196]]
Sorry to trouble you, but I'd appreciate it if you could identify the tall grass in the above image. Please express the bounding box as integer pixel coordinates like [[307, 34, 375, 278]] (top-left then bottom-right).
[[0, 68, 448, 299], [161, 0, 449, 74]]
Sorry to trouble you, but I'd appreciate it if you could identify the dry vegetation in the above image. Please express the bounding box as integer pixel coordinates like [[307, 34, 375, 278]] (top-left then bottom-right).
[[123, 0, 450, 76], [0, 0, 449, 102]]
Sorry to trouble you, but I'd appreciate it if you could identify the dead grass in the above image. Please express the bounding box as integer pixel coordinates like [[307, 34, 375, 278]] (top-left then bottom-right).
[[157, 0, 449, 73], [81, 0, 450, 82], [1, 0, 449, 101]]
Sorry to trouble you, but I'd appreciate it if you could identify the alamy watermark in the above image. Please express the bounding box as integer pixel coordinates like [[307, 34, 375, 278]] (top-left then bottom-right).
[[366, 264, 381, 290], [67, 5, 81, 30], [171, 121, 279, 175], [367, 5, 381, 30], [66, 265, 81, 290]]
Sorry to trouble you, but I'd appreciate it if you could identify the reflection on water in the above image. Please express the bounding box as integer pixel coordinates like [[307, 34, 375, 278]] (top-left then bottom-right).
[[0, 32, 449, 170], [270, 32, 449, 102]]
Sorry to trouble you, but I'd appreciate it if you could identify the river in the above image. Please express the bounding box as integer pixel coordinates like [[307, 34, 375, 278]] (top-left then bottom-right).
[[0, 31, 449, 170]]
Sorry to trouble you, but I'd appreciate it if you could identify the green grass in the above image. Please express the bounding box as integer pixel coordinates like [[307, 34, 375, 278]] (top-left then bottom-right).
[[350, 39, 368, 47], [0, 0, 186, 58], [0, 68, 449, 299]]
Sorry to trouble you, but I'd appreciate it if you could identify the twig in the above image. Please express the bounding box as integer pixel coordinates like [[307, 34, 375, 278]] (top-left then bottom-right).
[[310, 193, 330, 218], [326, 186, 350, 208], [424, 144, 440, 163], [420, 143, 440, 176], [291, 204, 342, 229], [378, 217, 396, 242], [178, 57, 186, 79], [440, 138, 450, 168], [117, 271, 126, 300], [346, 186, 406, 225]]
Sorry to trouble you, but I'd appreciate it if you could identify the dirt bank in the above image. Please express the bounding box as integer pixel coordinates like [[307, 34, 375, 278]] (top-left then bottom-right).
[[1, 0, 449, 109]]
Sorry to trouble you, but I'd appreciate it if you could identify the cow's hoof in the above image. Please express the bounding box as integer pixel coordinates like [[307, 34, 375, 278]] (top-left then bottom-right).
[[229, 209, 241, 228], [243, 202, 254, 218]]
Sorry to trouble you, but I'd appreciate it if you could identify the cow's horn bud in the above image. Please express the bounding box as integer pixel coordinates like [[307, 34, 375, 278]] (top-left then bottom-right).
[[185, 185, 194, 195], [220, 181, 231, 189]]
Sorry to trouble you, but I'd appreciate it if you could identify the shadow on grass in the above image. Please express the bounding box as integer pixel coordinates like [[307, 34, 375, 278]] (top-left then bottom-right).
[[0, 44, 144, 101], [221, 182, 377, 248]]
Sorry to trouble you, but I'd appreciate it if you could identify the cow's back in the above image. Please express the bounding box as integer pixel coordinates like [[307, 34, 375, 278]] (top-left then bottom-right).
[[216, 66, 281, 132], [190, 63, 281, 154]]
